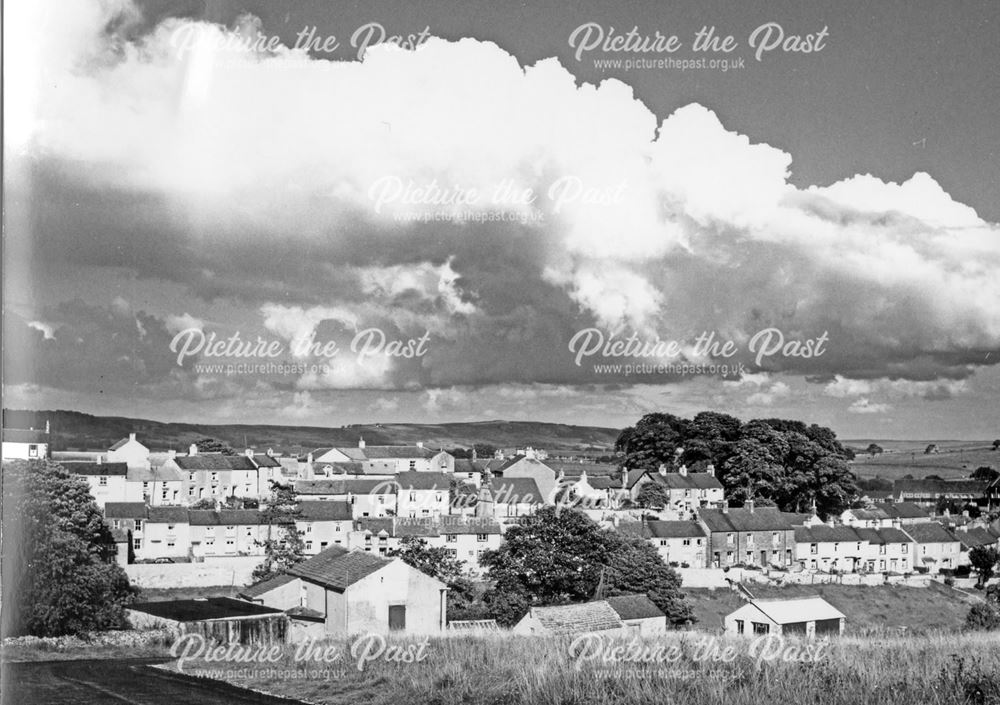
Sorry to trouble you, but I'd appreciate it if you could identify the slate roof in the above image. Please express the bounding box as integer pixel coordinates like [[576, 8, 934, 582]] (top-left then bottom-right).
[[646, 520, 708, 539], [188, 509, 265, 526], [338, 445, 438, 460], [894, 479, 988, 496], [239, 573, 299, 599], [781, 512, 815, 526], [289, 546, 392, 592], [252, 454, 282, 468], [605, 594, 665, 621], [881, 503, 930, 520], [62, 461, 129, 476], [546, 461, 618, 477], [129, 597, 283, 621], [794, 525, 864, 543], [490, 477, 544, 505], [2, 428, 49, 444], [854, 527, 912, 545], [127, 466, 185, 482], [108, 437, 134, 451], [297, 501, 353, 521], [452, 459, 486, 475], [954, 527, 999, 549], [310, 461, 368, 475], [174, 455, 258, 471], [652, 472, 724, 491], [394, 471, 451, 491], [698, 507, 793, 533], [147, 506, 191, 523], [528, 601, 624, 635], [903, 522, 959, 544], [294, 479, 390, 495], [104, 502, 149, 519]]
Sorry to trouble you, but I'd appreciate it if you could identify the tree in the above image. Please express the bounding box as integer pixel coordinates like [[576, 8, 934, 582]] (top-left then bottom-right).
[[993, 440, 1000, 451], [634, 481, 669, 509], [252, 481, 304, 583], [389, 536, 466, 584], [1, 460, 138, 636], [193, 437, 236, 455], [866, 443, 883, 459], [964, 585, 1000, 631], [190, 498, 216, 510], [925, 444, 938, 455], [969, 546, 1000, 586], [479, 507, 693, 626], [971, 466, 999, 483]]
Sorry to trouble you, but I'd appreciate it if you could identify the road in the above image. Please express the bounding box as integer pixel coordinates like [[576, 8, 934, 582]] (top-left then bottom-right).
[[2, 658, 308, 705]]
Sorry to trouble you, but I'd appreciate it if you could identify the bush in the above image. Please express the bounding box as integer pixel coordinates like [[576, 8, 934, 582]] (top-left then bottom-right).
[[963, 603, 1000, 631], [944, 577, 956, 587]]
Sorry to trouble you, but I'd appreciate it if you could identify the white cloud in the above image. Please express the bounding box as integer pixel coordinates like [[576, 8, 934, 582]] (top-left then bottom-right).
[[848, 398, 892, 414]]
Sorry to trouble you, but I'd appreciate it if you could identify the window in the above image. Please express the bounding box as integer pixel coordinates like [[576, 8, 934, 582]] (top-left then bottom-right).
[[167, 541, 175, 548], [133, 538, 141, 549], [188, 487, 195, 496], [167, 524, 175, 531], [435, 493, 442, 502], [143, 482, 150, 491], [902, 544, 908, 553], [772, 532, 780, 546], [752, 622, 770, 635], [834, 543, 839, 552], [810, 543, 818, 554], [697, 538, 703, 546], [448, 548, 457, 556], [378, 496, 385, 504], [305, 524, 313, 533], [659, 539, 668, 546], [188, 473, 195, 481], [306, 541, 313, 550], [682, 539, 691, 546], [134, 520, 142, 532], [161, 486, 168, 499], [409, 492, 417, 502], [446, 535, 457, 543], [408, 460, 417, 470], [205, 526, 215, 535], [746, 534, 754, 546], [857, 542, 862, 551], [736, 619, 744, 634], [226, 540, 234, 546], [99, 476, 108, 486], [28, 445, 39, 458], [879, 544, 886, 554], [477, 534, 488, 542], [726, 533, 735, 545]]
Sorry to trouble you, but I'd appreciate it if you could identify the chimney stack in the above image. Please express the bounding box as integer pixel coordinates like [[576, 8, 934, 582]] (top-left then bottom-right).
[[129, 432, 136, 442], [167, 449, 176, 460], [96, 455, 102, 465], [189, 443, 198, 456], [245, 448, 254, 459], [722, 501, 729, 514], [471, 447, 477, 462], [746, 500, 755, 513], [358, 436, 365, 450], [416, 441, 423, 449], [678, 464, 688, 477], [706, 463, 715, 477], [658, 463, 667, 476]]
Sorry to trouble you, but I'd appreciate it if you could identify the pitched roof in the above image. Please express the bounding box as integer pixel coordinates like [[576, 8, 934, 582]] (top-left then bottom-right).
[[288, 546, 392, 592], [741, 597, 845, 624], [297, 501, 353, 521], [854, 527, 912, 545], [490, 477, 544, 505], [108, 437, 134, 451], [605, 594, 665, 621], [2, 428, 49, 444], [881, 502, 930, 520], [894, 479, 988, 496], [698, 506, 793, 533], [294, 479, 390, 495], [61, 461, 129, 476], [239, 573, 299, 599], [546, 461, 618, 477], [528, 601, 624, 635], [794, 525, 863, 543], [188, 509, 265, 526], [104, 502, 148, 519], [781, 512, 815, 526], [903, 522, 959, 544], [127, 465, 185, 482], [147, 506, 191, 523], [339, 445, 438, 460], [129, 597, 283, 621], [954, 527, 998, 549], [646, 520, 708, 539], [394, 471, 451, 491], [173, 454, 258, 471]]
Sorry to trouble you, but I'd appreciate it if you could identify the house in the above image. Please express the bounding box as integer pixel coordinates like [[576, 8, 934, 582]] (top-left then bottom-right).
[[512, 601, 627, 636], [625, 465, 725, 515], [903, 522, 962, 573], [793, 525, 868, 573], [841, 502, 930, 528], [127, 597, 287, 644], [487, 477, 544, 521], [893, 479, 988, 506], [126, 464, 186, 506], [63, 461, 132, 507], [2, 426, 50, 460], [296, 501, 354, 553], [188, 509, 268, 558], [163, 447, 283, 503], [104, 501, 150, 555], [394, 471, 451, 518], [243, 546, 448, 635], [604, 594, 667, 635], [351, 516, 503, 573], [491, 455, 558, 502], [307, 439, 454, 476], [697, 503, 796, 569], [107, 433, 150, 469], [952, 526, 1000, 567], [141, 506, 191, 559], [621, 520, 709, 568], [725, 597, 844, 637], [293, 478, 394, 518], [854, 527, 915, 573]]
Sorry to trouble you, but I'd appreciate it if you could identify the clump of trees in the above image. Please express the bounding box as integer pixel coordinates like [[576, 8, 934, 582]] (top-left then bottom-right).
[[1, 460, 138, 636], [964, 585, 1000, 631], [389, 536, 488, 621], [617, 412, 858, 517], [478, 507, 693, 627]]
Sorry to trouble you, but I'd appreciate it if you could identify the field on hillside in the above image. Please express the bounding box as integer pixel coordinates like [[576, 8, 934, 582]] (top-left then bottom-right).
[[176, 631, 1000, 705], [847, 442, 998, 480], [686, 583, 977, 634]]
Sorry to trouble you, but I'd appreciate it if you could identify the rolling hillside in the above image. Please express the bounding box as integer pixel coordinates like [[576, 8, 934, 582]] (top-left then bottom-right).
[[1, 409, 620, 454]]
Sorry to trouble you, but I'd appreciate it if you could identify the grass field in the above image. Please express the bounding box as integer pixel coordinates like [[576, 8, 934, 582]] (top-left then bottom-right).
[[175, 631, 1000, 705], [848, 442, 999, 480], [687, 583, 978, 634]]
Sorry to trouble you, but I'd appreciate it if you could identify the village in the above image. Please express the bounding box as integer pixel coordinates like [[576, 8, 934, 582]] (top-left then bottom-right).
[[4, 425, 999, 643]]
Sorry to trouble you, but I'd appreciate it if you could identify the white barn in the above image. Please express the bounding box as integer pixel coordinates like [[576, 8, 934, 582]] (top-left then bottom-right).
[[725, 596, 845, 637]]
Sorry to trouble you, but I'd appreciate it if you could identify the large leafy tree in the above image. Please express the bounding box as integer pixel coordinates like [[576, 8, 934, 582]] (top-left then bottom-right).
[[480, 507, 693, 626], [387, 536, 486, 621], [969, 546, 1000, 586], [634, 481, 669, 509], [193, 437, 236, 455], [1, 460, 138, 636]]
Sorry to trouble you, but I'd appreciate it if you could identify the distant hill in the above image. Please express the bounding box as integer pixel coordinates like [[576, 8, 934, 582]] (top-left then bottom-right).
[[2, 409, 620, 455]]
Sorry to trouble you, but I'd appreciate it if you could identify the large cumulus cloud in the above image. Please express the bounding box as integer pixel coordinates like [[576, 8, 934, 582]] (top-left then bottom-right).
[[6, 0, 1000, 402]]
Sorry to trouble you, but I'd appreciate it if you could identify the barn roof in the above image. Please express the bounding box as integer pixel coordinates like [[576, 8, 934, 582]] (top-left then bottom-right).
[[737, 596, 845, 625], [289, 546, 392, 592], [129, 597, 283, 621], [605, 594, 665, 621], [527, 601, 624, 635]]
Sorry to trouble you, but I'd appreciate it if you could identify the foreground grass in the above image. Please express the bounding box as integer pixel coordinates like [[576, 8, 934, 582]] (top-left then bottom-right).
[[173, 631, 1000, 705], [2, 630, 173, 662]]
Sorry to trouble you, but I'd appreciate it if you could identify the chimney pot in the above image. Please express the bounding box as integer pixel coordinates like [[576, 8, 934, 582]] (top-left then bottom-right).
[[746, 500, 755, 513], [358, 436, 365, 450], [129, 433, 136, 442], [189, 443, 198, 456], [706, 463, 715, 477], [722, 501, 729, 514]]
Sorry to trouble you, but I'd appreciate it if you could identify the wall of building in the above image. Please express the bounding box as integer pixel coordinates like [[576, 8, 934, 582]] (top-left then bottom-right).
[[124, 555, 261, 587]]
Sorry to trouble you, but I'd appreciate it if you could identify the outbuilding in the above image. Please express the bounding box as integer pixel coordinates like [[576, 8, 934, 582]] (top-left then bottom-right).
[[724, 596, 845, 637]]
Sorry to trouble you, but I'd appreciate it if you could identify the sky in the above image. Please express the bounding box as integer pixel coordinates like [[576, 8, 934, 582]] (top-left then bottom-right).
[[3, 0, 999, 440]]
